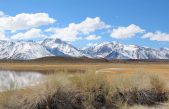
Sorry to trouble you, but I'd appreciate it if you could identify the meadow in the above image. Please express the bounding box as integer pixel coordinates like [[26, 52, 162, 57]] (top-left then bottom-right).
[[1, 60, 169, 109]]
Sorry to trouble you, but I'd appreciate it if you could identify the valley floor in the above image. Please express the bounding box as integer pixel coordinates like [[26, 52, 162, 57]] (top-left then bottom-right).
[[1, 61, 169, 76], [1, 60, 169, 109]]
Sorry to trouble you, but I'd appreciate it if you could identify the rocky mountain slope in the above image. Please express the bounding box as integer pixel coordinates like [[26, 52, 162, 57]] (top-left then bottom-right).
[[0, 39, 169, 60]]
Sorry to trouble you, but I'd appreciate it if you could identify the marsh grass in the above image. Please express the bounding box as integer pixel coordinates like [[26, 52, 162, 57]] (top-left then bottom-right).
[[0, 71, 169, 109], [0, 91, 14, 109]]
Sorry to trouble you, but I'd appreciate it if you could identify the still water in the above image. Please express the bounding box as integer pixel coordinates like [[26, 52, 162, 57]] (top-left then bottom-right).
[[0, 70, 43, 91]]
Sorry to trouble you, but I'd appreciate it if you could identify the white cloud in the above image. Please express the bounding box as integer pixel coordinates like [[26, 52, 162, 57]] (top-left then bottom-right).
[[0, 11, 5, 17], [86, 43, 98, 47], [11, 28, 45, 40], [85, 34, 101, 40], [0, 13, 55, 31], [142, 31, 169, 41], [68, 17, 110, 34], [111, 24, 145, 39], [46, 17, 109, 42], [82, 42, 98, 50], [46, 27, 79, 42], [0, 30, 8, 40]]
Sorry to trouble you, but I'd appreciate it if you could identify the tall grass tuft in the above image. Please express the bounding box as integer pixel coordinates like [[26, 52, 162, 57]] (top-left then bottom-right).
[[0, 71, 168, 109]]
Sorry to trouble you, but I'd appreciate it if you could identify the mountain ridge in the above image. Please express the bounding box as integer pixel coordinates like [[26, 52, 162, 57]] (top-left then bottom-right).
[[0, 38, 169, 60]]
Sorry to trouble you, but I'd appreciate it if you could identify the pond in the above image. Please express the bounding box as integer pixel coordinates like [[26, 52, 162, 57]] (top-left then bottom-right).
[[0, 70, 44, 92]]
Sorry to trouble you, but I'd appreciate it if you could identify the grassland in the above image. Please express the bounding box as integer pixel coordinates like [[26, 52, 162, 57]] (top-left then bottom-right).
[[1, 58, 169, 109]]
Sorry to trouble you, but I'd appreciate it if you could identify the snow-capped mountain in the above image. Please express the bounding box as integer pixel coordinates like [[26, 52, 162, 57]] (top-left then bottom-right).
[[83, 41, 169, 60], [41, 38, 88, 57], [0, 38, 88, 60], [0, 39, 169, 60], [10, 41, 53, 60], [0, 40, 15, 59], [0, 40, 52, 60]]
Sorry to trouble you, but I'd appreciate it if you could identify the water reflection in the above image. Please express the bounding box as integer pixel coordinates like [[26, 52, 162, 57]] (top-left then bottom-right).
[[0, 70, 43, 91]]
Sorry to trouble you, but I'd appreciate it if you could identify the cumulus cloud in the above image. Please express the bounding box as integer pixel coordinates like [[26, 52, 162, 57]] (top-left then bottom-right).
[[86, 43, 98, 47], [0, 11, 5, 17], [0, 13, 55, 31], [82, 42, 98, 50], [46, 27, 79, 42], [111, 24, 145, 39], [68, 17, 110, 34], [46, 17, 109, 41], [85, 34, 101, 40], [142, 31, 169, 41], [11, 28, 46, 40], [0, 30, 8, 40]]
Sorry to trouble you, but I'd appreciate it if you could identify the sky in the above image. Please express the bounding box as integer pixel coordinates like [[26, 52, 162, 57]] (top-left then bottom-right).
[[0, 0, 169, 48]]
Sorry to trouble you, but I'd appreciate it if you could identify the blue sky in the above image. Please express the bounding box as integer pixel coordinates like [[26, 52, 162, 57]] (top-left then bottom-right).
[[0, 0, 169, 48]]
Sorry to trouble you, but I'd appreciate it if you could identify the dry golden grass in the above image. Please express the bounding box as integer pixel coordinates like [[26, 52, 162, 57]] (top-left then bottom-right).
[[0, 70, 169, 109], [1, 62, 169, 109], [1, 62, 169, 75]]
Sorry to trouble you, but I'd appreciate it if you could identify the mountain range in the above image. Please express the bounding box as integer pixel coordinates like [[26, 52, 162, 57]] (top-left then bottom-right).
[[0, 38, 169, 60]]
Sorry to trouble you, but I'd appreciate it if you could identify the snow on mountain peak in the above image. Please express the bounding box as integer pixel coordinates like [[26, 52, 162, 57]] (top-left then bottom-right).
[[83, 41, 169, 60], [42, 38, 87, 57], [0, 38, 169, 60], [0, 40, 53, 60]]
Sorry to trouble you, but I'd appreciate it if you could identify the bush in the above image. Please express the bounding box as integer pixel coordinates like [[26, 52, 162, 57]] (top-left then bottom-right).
[[0, 72, 168, 109]]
